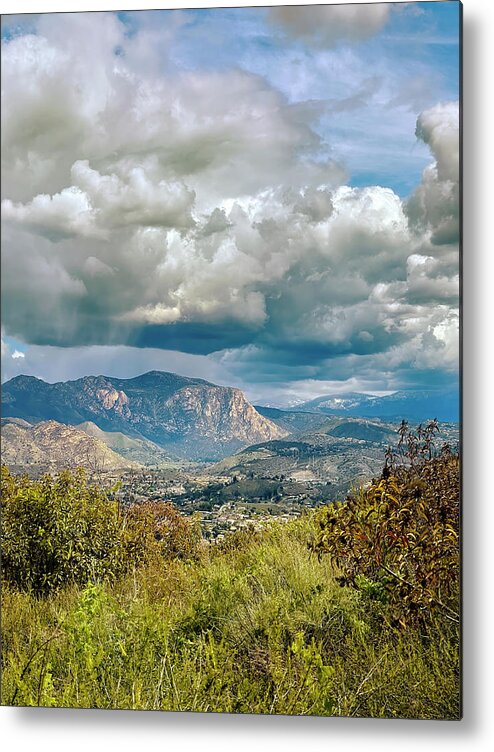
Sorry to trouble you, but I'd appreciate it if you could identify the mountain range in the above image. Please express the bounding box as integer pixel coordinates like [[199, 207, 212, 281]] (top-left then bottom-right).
[[1, 371, 286, 461], [292, 389, 459, 423], [1, 371, 459, 472]]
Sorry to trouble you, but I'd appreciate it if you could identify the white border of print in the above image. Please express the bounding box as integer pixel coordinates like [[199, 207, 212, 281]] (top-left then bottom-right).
[[1, 2, 493, 751]]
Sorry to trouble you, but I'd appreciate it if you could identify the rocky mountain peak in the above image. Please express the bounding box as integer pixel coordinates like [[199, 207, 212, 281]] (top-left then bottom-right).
[[2, 370, 287, 461]]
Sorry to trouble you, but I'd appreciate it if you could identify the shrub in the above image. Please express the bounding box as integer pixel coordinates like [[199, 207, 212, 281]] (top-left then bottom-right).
[[312, 422, 460, 629], [1, 466, 126, 595], [122, 500, 202, 565], [1, 467, 202, 595]]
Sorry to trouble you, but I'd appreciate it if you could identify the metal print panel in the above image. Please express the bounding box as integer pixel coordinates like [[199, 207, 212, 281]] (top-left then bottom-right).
[[0, 1, 461, 719]]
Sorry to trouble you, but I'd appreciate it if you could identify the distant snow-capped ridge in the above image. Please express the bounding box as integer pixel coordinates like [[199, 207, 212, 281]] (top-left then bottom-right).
[[288, 389, 459, 423]]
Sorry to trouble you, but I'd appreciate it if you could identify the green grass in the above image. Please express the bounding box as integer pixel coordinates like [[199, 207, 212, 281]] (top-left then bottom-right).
[[1, 515, 460, 718]]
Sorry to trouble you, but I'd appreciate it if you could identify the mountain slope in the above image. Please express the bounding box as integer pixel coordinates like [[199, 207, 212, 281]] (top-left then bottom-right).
[[1, 419, 140, 473], [326, 420, 395, 442], [253, 405, 328, 433], [2, 371, 287, 460], [75, 421, 176, 467]]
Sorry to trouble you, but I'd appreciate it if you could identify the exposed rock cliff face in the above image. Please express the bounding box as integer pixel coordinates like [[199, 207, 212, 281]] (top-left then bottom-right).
[[2, 371, 286, 460], [1, 418, 139, 473], [163, 386, 283, 443], [94, 388, 130, 417]]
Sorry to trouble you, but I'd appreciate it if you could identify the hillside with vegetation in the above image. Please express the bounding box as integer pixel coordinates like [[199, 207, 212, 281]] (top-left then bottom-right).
[[75, 421, 175, 467], [0, 418, 141, 475], [1, 423, 460, 718]]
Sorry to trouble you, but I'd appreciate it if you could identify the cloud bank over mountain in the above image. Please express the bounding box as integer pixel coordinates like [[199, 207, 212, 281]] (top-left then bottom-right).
[[1, 5, 460, 404]]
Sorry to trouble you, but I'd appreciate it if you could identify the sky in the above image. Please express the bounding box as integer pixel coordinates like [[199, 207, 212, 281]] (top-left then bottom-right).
[[0, 2, 461, 406]]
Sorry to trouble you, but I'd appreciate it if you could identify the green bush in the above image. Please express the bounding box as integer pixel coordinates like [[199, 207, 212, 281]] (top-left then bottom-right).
[[1, 466, 126, 595]]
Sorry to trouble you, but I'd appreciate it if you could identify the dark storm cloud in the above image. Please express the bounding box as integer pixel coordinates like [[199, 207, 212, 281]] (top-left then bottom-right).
[[129, 322, 258, 355]]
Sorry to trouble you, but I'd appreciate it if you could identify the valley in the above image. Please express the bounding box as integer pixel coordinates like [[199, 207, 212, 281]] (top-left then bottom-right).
[[113, 417, 457, 540]]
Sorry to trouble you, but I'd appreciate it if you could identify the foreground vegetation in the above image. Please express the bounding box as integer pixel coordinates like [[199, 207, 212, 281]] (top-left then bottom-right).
[[1, 425, 460, 718]]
